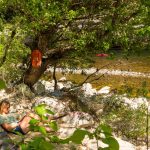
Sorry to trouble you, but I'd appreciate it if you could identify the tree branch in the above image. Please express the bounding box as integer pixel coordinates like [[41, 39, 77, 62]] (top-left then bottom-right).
[[69, 63, 112, 90], [53, 62, 58, 91]]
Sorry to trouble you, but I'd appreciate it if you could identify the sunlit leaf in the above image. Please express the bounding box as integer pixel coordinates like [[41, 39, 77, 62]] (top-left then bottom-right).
[[34, 104, 47, 116], [46, 109, 54, 115], [38, 126, 47, 135], [49, 121, 58, 131], [102, 137, 119, 150]]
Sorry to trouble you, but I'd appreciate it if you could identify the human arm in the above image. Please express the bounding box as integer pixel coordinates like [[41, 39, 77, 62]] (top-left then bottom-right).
[[1, 122, 18, 132]]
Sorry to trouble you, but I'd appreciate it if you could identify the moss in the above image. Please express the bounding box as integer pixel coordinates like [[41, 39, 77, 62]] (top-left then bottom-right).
[[93, 55, 150, 73], [41, 55, 150, 97]]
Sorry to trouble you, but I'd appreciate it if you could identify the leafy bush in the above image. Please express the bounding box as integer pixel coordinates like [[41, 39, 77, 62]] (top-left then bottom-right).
[[0, 79, 6, 89], [99, 95, 148, 141], [18, 104, 119, 150]]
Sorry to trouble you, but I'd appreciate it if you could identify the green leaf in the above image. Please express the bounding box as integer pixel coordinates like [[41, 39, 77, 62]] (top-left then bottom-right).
[[28, 137, 44, 149], [67, 10, 77, 20], [100, 124, 112, 136], [49, 121, 58, 131], [34, 104, 47, 116], [20, 144, 28, 150], [50, 135, 61, 143], [0, 79, 6, 89], [29, 125, 39, 132], [29, 119, 40, 132], [38, 126, 47, 135], [102, 137, 119, 150], [39, 140, 54, 150], [46, 109, 54, 115], [69, 129, 91, 144], [41, 115, 48, 121], [29, 118, 39, 125]]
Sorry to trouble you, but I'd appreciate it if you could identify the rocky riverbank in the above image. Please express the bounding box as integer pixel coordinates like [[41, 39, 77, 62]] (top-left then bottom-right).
[[0, 78, 149, 150]]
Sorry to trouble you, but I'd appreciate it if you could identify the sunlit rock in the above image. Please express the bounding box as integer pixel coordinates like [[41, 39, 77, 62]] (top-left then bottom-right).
[[82, 68, 97, 75], [60, 111, 94, 128], [97, 86, 110, 94], [59, 77, 66, 81], [35, 97, 69, 116], [116, 138, 136, 150], [41, 80, 72, 93], [122, 97, 148, 109], [41, 80, 55, 92], [16, 83, 35, 99], [0, 90, 7, 98], [58, 128, 76, 139], [81, 83, 97, 96]]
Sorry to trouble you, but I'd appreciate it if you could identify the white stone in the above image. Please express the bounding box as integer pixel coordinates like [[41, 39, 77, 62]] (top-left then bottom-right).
[[82, 68, 97, 75], [97, 86, 110, 94], [60, 111, 94, 128], [59, 77, 66, 81], [58, 128, 76, 139], [0, 90, 11, 100], [57, 83, 64, 89], [46, 67, 150, 78], [35, 97, 68, 115], [41, 80, 55, 92], [81, 83, 97, 96], [116, 138, 136, 150], [122, 97, 148, 109]]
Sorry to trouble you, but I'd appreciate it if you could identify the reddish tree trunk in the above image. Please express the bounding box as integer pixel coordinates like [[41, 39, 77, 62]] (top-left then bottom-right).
[[23, 31, 51, 87], [23, 59, 50, 87], [23, 29, 72, 88]]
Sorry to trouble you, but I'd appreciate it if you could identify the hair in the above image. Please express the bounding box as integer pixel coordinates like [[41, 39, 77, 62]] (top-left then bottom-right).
[[0, 100, 10, 114]]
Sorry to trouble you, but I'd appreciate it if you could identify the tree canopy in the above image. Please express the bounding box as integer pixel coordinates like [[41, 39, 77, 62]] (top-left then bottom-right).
[[0, 0, 149, 87]]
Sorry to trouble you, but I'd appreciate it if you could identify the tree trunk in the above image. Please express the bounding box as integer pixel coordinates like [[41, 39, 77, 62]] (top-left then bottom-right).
[[23, 31, 52, 87], [22, 28, 73, 88], [23, 59, 49, 87]]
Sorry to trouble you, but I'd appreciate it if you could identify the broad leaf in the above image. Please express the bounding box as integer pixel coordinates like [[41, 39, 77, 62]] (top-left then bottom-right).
[[39, 140, 54, 150], [102, 137, 119, 150], [38, 126, 47, 135], [34, 104, 47, 116], [100, 124, 112, 137], [46, 109, 54, 115], [49, 121, 58, 131], [61, 129, 91, 144]]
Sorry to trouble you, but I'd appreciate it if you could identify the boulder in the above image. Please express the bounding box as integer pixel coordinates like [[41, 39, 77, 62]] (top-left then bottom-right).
[[33, 81, 46, 95], [81, 83, 97, 96], [16, 83, 35, 99]]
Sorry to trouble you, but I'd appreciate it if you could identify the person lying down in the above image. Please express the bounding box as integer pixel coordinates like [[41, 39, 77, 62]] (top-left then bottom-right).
[[0, 100, 52, 135]]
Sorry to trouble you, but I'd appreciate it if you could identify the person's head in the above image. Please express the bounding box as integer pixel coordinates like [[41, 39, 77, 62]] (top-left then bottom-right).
[[0, 100, 10, 114]]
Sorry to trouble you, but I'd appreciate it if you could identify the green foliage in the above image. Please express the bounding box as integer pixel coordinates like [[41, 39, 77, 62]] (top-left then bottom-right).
[[0, 79, 6, 89], [95, 124, 119, 150], [101, 137, 119, 150], [98, 95, 148, 140], [49, 121, 58, 131], [21, 137, 54, 150], [0, 0, 149, 82], [20, 126, 119, 150], [16, 104, 119, 150], [34, 104, 54, 117], [60, 129, 92, 144]]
